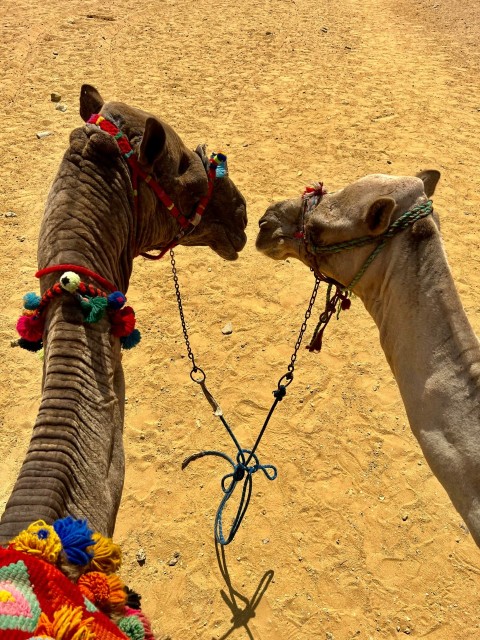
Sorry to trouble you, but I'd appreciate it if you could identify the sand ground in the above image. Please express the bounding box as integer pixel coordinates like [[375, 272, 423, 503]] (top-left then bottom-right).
[[1, 0, 480, 638]]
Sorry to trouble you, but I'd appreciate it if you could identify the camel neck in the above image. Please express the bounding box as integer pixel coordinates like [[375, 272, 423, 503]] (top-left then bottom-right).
[[364, 231, 480, 420], [359, 227, 480, 544]]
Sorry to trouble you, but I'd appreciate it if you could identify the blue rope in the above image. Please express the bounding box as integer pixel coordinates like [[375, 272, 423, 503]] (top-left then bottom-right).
[[182, 385, 286, 545]]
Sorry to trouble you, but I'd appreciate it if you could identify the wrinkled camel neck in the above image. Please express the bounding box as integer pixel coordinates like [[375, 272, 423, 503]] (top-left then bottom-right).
[[37, 141, 136, 293], [360, 225, 480, 545], [0, 137, 136, 543]]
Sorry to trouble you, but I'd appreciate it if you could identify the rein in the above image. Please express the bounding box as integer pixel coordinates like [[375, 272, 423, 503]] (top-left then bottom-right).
[[171, 249, 322, 545], [87, 114, 225, 260]]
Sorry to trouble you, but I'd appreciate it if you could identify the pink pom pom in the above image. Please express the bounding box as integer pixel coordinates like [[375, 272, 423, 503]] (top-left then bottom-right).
[[16, 314, 45, 342]]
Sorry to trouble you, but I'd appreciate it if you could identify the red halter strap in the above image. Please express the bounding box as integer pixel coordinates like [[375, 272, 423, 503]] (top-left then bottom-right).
[[35, 264, 117, 291], [87, 114, 217, 260]]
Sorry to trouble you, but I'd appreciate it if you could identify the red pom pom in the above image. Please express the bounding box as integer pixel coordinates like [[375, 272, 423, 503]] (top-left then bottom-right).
[[16, 314, 45, 342], [110, 306, 136, 337]]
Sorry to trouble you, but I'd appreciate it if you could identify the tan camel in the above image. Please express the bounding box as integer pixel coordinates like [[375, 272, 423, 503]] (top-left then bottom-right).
[[256, 170, 480, 548], [0, 85, 247, 544]]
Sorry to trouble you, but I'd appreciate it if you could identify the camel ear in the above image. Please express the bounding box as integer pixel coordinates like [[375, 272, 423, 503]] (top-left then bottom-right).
[[416, 169, 441, 197], [365, 197, 396, 235], [138, 117, 167, 167], [80, 84, 104, 121]]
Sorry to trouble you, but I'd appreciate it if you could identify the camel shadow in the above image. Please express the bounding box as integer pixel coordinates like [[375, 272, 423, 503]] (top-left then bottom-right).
[[214, 540, 274, 640]]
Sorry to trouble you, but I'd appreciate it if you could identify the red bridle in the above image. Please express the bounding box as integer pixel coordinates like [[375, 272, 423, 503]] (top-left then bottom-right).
[[87, 114, 221, 260]]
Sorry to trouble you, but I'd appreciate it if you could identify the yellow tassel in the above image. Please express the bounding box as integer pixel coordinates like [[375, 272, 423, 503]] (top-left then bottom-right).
[[9, 520, 62, 564], [88, 532, 122, 575], [36, 606, 94, 640]]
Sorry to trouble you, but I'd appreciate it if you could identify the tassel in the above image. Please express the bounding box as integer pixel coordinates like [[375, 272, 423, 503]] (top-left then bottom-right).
[[80, 296, 108, 323], [120, 329, 141, 350], [110, 306, 136, 337], [16, 314, 45, 342], [53, 516, 94, 565]]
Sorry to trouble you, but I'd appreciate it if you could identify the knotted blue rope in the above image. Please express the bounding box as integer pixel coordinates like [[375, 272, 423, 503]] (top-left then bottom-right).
[[182, 383, 287, 545]]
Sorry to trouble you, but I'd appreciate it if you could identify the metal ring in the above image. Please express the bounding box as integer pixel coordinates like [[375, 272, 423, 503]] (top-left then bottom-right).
[[190, 367, 206, 384], [277, 372, 294, 388]]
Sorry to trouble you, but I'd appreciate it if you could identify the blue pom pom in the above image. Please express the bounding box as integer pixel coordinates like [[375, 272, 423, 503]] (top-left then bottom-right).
[[108, 291, 127, 310], [120, 328, 141, 350], [23, 292, 41, 310], [53, 516, 94, 565]]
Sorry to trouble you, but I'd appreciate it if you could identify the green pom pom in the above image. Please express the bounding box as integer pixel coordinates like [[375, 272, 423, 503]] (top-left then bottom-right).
[[80, 296, 108, 323], [118, 615, 145, 640]]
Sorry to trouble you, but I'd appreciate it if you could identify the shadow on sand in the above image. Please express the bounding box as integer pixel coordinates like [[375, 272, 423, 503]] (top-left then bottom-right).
[[214, 539, 274, 640]]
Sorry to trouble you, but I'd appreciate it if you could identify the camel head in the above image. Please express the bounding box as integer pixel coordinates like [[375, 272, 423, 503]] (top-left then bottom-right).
[[256, 170, 441, 289], [79, 85, 247, 261]]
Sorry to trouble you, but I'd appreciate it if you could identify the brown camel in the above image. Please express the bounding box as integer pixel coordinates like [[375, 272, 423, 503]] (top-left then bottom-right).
[[256, 170, 480, 548], [0, 85, 247, 544]]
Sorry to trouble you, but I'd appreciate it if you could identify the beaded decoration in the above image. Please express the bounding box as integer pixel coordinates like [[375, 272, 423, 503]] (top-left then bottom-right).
[[15, 271, 141, 353], [0, 516, 156, 639]]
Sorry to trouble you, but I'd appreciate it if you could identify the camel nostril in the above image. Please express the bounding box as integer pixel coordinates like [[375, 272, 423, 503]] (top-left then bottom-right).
[[258, 218, 270, 229]]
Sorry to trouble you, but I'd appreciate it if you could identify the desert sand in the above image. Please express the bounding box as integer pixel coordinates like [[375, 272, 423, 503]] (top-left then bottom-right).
[[1, 0, 480, 637]]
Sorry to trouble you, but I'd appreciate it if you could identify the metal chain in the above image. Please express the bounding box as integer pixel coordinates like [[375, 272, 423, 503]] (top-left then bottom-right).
[[170, 249, 205, 382], [280, 272, 322, 385]]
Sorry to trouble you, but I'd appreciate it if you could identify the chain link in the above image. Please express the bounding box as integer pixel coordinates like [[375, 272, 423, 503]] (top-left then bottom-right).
[[170, 249, 198, 372], [285, 273, 321, 376]]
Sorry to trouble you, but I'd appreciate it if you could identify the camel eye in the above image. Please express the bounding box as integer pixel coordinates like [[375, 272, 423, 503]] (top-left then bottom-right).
[[178, 154, 190, 176]]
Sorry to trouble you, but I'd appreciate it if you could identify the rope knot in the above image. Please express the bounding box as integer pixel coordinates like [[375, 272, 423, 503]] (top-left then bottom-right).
[[233, 465, 246, 482], [273, 384, 287, 401]]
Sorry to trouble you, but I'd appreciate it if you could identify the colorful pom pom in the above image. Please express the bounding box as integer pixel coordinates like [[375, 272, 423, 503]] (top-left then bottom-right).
[[16, 314, 45, 342], [125, 607, 155, 640], [125, 587, 142, 610], [211, 152, 228, 178], [59, 271, 81, 293], [118, 614, 146, 640], [53, 516, 94, 565], [18, 337, 43, 352], [107, 291, 127, 310], [88, 532, 122, 575], [78, 572, 110, 607], [110, 306, 136, 338], [120, 329, 141, 350], [80, 296, 108, 323], [23, 292, 41, 310], [9, 520, 62, 564]]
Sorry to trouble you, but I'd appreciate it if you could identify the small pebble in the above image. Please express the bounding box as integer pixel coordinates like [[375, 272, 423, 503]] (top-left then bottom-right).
[[222, 322, 233, 335], [36, 131, 53, 139], [168, 551, 180, 566], [51, 92, 62, 102], [55, 103, 67, 112], [262, 538, 269, 544], [136, 548, 146, 566], [321, 26, 328, 32], [10, 339, 19, 348], [402, 514, 409, 521], [5, 211, 16, 218]]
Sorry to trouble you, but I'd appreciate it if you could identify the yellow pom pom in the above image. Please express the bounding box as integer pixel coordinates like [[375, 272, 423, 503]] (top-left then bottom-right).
[[60, 271, 81, 293], [35, 605, 94, 640], [9, 520, 62, 564], [88, 532, 122, 575]]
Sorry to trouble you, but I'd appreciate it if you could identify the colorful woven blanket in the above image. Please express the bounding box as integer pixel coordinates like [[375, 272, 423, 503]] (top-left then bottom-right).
[[0, 518, 155, 639]]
